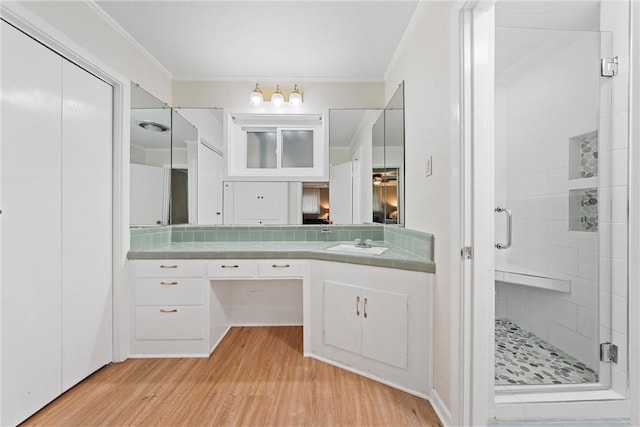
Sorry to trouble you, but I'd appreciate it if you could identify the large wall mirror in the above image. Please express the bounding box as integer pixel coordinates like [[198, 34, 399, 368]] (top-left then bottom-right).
[[129, 82, 403, 227], [328, 81, 405, 225], [130, 84, 224, 226]]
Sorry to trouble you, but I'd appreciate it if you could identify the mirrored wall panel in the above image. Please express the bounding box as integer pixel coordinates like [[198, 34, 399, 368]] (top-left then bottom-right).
[[130, 84, 171, 226], [329, 81, 405, 225]]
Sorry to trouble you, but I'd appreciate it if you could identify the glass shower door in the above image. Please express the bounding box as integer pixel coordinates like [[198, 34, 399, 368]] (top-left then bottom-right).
[[494, 27, 623, 389]]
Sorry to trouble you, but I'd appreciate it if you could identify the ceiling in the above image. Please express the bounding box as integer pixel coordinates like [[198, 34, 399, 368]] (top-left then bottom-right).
[[95, 1, 419, 82]]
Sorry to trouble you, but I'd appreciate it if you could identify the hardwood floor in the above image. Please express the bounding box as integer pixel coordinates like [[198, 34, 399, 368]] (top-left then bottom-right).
[[22, 327, 442, 426]]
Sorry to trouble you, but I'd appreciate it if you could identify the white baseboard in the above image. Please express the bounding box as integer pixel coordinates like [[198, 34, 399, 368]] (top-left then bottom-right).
[[209, 325, 232, 355], [304, 353, 430, 400], [430, 388, 453, 427]]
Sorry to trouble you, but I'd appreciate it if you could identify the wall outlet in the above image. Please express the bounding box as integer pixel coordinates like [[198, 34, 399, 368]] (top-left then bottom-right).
[[425, 156, 432, 177]]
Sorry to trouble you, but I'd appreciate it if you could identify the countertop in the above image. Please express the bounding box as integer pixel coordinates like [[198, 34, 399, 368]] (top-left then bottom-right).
[[128, 240, 435, 273]]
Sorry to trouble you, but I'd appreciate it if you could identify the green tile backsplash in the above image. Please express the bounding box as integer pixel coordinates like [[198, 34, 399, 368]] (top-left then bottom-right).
[[131, 224, 433, 260]]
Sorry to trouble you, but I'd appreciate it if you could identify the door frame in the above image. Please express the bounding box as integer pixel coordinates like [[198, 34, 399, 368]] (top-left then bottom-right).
[[460, 0, 639, 424], [457, 2, 496, 425], [1, 3, 131, 362]]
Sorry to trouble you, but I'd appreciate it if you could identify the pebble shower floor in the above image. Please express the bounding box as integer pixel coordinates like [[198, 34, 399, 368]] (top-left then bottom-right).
[[495, 319, 598, 385]]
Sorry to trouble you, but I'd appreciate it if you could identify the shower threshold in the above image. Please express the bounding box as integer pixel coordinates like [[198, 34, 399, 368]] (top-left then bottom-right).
[[495, 319, 598, 386]]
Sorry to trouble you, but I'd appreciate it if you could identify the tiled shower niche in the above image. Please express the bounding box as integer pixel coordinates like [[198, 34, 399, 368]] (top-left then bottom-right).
[[569, 130, 598, 179], [569, 188, 598, 232], [568, 130, 598, 232]]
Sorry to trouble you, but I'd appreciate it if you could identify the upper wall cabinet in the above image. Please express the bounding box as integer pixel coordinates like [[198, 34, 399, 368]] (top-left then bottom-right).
[[227, 114, 326, 180]]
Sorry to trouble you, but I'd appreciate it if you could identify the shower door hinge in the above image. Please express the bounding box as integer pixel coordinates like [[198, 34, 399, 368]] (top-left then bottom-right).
[[600, 342, 618, 363], [601, 57, 619, 77], [461, 246, 473, 260]]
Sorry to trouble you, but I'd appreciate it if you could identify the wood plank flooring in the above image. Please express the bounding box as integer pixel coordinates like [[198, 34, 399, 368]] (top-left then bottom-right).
[[22, 327, 442, 426]]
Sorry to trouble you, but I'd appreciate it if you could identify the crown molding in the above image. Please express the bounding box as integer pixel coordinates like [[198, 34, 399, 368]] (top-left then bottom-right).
[[383, 1, 425, 83], [84, 0, 173, 79]]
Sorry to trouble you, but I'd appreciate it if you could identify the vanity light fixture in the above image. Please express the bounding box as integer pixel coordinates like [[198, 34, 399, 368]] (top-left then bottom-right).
[[249, 83, 303, 106], [136, 120, 170, 132], [249, 83, 264, 106]]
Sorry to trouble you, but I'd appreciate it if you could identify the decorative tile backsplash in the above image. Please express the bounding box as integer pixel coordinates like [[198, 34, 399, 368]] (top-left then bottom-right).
[[130, 224, 434, 259]]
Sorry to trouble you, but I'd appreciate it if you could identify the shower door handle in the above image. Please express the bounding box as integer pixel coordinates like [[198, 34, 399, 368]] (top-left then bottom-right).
[[495, 206, 512, 249]]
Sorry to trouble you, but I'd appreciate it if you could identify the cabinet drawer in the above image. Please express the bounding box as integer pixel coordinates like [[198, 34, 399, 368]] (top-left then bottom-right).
[[207, 261, 256, 278], [135, 261, 203, 278], [135, 306, 204, 340], [258, 261, 306, 278], [135, 278, 204, 306]]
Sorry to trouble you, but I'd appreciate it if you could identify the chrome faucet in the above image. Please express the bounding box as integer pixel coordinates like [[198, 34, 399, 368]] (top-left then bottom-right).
[[354, 238, 372, 248]]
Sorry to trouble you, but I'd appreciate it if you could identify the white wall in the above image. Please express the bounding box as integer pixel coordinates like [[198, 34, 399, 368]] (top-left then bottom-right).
[[6, 1, 172, 103], [384, 1, 454, 418], [172, 81, 384, 109]]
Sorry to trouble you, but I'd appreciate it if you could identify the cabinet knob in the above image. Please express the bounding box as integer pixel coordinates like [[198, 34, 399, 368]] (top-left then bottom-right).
[[160, 265, 178, 269], [356, 296, 360, 316], [160, 281, 178, 286], [363, 298, 368, 319], [272, 264, 290, 268], [221, 264, 239, 269], [160, 309, 178, 313]]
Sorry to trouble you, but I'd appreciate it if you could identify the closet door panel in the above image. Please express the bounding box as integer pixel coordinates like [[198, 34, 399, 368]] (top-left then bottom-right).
[[61, 61, 113, 391], [0, 22, 63, 426]]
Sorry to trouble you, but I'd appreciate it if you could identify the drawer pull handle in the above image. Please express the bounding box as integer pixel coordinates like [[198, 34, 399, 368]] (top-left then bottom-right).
[[160, 309, 178, 313], [221, 265, 239, 269], [356, 296, 360, 316], [363, 298, 368, 319], [160, 265, 178, 269], [160, 281, 178, 286], [272, 264, 290, 268]]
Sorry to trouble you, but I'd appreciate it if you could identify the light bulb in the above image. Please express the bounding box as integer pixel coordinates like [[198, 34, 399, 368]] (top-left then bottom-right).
[[289, 84, 302, 106], [271, 84, 284, 106], [249, 83, 263, 106]]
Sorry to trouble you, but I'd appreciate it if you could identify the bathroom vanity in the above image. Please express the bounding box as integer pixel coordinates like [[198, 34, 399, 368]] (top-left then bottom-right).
[[128, 224, 434, 396]]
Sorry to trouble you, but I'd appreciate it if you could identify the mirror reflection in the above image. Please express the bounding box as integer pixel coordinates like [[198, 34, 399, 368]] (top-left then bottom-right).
[[329, 81, 405, 225], [129, 82, 403, 227], [130, 84, 171, 226], [129, 83, 224, 226]]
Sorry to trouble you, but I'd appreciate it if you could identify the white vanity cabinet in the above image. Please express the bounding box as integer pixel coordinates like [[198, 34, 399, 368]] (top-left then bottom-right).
[[324, 282, 408, 369], [309, 261, 432, 397], [132, 261, 209, 357]]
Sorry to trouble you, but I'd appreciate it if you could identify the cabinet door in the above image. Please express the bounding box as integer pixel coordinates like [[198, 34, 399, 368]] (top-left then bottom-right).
[[323, 281, 361, 355], [361, 288, 408, 369], [61, 61, 113, 391], [234, 182, 287, 223], [1, 21, 63, 426]]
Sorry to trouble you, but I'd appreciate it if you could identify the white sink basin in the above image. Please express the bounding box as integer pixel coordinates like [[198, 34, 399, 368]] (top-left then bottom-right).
[[325, 243, 389, 255]]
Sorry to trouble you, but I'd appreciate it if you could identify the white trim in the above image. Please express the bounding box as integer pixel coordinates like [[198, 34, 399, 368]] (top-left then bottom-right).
[[430, 388, 453, 427], [1, 2, 131, 363], [84, 0, 173, 79], [628, 0, 640, 425], [173, 75, 385, 83], [458, 1, 497, 425], [382, 2, 425, 83], [495, 397, 630, 420]]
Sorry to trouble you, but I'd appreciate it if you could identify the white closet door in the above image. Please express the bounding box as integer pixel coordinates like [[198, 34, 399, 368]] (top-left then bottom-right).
[[61, 61, 113, 391], [1, 22, 63, 426]]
